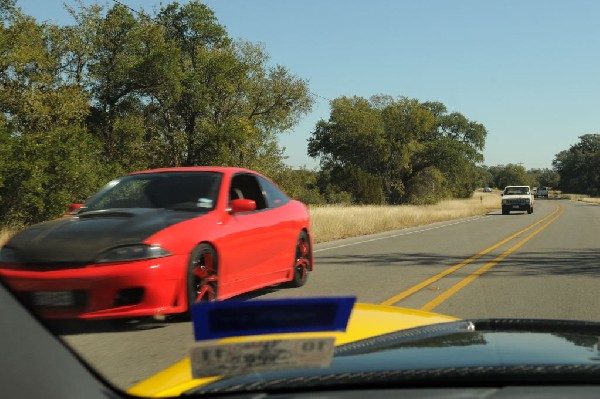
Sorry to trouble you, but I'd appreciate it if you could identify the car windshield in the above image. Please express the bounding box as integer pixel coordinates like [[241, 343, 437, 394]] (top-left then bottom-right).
[[1, 0, 600, 397], [82, 172, 222, 212], [504, 187, 529, 195]]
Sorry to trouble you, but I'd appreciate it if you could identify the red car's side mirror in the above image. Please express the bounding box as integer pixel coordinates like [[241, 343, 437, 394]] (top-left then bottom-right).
[[67, 203, 84, 214], [230, 199, 256, 214]]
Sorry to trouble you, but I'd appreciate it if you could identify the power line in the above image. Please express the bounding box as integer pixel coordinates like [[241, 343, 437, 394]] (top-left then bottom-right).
[[109, 2, 334, 107], [308, 91, 332, 102], [111, 0, 156, 22]]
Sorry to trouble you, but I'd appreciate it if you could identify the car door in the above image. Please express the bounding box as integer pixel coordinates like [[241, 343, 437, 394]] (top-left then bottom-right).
[[257, 175, 298, 271], [217, 173, 285, 296]]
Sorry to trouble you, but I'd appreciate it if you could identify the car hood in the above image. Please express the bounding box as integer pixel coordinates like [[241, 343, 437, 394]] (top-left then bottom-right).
[[4, 208, 206, 264], [129, 306, 600, 397], [128, 304, 458, 397]]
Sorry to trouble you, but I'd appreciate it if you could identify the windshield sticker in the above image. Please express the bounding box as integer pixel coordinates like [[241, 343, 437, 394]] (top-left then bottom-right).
[[196, 198, 213, 208], [192, 297, 356, 341], [190, 337, 335, 378]]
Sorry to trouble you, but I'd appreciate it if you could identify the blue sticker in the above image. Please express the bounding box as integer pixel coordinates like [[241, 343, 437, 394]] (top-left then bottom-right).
[[192, 297, 356, 341]]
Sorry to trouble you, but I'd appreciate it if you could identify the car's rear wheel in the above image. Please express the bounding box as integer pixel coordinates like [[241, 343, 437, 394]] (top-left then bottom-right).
[[286, 231, 311, 288], [187, 243, 218, 310]]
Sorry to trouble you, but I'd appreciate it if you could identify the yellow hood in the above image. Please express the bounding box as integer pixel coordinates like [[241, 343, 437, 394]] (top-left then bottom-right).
[[128, 303, 457, 397]]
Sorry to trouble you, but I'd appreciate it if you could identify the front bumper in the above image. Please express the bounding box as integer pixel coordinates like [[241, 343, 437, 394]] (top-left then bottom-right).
[[502, 203, 531, 211], [0, 255, 188, 319]]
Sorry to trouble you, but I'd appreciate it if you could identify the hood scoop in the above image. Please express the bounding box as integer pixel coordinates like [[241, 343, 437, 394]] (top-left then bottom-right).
[[78, 209, 137, 219]]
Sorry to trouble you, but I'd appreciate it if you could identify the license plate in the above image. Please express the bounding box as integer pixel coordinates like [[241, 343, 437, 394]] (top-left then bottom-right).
[[32, 291, 75, 307], [512, 205, 520, 208]]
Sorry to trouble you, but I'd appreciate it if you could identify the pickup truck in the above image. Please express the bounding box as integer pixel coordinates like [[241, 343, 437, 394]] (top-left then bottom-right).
[[534, 186, 549, 198], [501, 185, 534, 215]]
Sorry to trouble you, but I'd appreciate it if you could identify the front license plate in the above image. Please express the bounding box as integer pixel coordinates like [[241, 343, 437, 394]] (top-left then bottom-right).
[[32, 291, 75, 307], [512, 205, 520, 209], [190, 337, 335, 378]]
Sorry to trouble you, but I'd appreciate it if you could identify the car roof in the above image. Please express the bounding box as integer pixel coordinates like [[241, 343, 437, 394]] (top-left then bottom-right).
[[128, 166, 258, 176]]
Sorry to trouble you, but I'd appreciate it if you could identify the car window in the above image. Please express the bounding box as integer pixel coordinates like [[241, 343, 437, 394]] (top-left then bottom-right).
[[229, 173, 268, 210], [258, 176, 290, 208], [84, 172, 222, 212]]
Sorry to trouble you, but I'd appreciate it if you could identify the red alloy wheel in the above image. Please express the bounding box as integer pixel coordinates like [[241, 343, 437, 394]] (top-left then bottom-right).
[[190, 244, 218, 303]]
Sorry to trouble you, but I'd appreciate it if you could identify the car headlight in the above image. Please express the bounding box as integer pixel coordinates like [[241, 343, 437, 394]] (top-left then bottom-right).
[[96, 245, 172, 263], [0, 246, 22, 264], [502, 199, 508, 205]]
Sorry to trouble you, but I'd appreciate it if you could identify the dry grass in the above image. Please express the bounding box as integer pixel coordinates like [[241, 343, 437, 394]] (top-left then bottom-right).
[[580, 197, 600, 204], [310, 192, 500, 243], [549, 191, 600, 203], [553, 192, 588, 200], [1, 193, 502, 247]]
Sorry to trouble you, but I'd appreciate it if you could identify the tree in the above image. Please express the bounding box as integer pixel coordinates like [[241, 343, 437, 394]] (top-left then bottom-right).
[[527, 168, 559, 188], [308, 95, 487, 204], [413, 106, 486, 198], [147, 3, 313, 170], [0, 8, 104, 225], [553, 134, 600, 196], [495, 164, 532, 188], [273, 167, 325, 204], [475, 166, 494, 188], [308, 96, 384, 172], [405, 166, 446, 205]]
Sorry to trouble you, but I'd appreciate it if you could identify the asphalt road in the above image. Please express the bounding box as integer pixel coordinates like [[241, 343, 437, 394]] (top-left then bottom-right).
[[56, 199, 600, 389]]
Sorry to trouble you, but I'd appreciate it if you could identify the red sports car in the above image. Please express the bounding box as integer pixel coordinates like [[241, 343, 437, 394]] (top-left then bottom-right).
[[0, 167, 313, 320]]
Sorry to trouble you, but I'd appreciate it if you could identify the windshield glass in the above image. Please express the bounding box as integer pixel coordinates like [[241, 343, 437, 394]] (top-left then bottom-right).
[[1, 0, 600, 396], [503, 187, 530, 195], [83, 172, 222, 212]]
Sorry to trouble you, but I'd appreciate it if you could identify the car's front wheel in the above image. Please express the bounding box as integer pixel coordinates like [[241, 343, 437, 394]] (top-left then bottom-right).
[[187, 243, 218, 310], [527, 206, 533, 214], [286, 231, 311, 288]]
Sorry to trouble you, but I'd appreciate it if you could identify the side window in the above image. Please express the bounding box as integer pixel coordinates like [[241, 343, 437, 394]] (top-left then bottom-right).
[[258, 176, 290, 209], [229, 174, 268, 210]]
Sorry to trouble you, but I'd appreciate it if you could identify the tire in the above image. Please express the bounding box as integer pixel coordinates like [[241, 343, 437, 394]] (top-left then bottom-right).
[[502, 207, 509, 215], [527, 206, 533, 214], [187, 243, 218, 310], [285, 231, 311, 288]]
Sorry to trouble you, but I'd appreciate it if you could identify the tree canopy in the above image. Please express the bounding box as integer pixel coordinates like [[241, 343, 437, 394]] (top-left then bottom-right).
[[308, 95, 487, 204], [553, 134, 600, 196]]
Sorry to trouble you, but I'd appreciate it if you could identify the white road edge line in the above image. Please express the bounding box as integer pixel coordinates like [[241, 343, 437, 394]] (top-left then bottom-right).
[[314, 215, 493, 253]]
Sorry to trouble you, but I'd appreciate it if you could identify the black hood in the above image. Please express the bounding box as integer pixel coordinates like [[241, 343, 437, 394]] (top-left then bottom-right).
[[190, 319, 600, 395], [5, 208, 204, 264]]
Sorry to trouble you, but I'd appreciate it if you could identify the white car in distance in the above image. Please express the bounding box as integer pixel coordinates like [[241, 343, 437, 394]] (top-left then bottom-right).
[[501, 186, 534, 215]]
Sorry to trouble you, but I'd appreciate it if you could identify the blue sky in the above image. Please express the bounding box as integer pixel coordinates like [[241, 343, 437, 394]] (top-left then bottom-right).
[[18, 0, 600, 170]]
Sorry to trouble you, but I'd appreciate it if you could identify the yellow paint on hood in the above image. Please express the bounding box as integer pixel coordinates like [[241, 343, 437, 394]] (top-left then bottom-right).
[[128, 303, 457, 397]]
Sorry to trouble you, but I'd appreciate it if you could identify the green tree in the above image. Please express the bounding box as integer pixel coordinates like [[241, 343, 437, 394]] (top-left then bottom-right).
[[308, 95, 486, 204], [475, 166, 494, 188], [553, 134, 600, 195], [527, 168, 559, 188], [308, 96, 385, 174], [69, 1, 312, 173], [274, 167, 325, 204], [405, 166, 446, 205], [148, 3, 312, 170], [0, 8, 104, 225], [495, 164, 532, 188], [413, 106, 486, 198]]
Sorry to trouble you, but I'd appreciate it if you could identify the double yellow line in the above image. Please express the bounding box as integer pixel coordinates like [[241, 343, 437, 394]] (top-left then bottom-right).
[[380, 204, 564, 310]]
